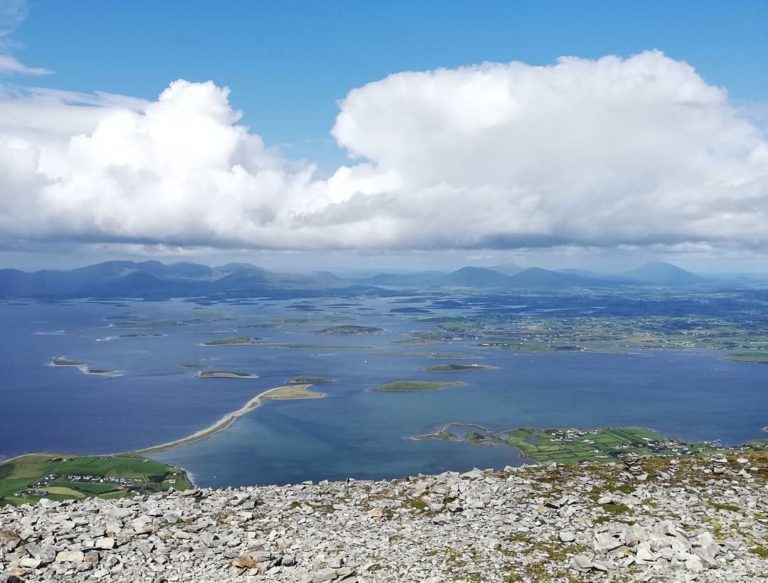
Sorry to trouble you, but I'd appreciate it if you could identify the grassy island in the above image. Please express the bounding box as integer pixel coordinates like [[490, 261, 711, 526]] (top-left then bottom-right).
[[201, 336, 258, 346], [315, 325, 382, 335], [0, 454, 191, 506], [373, 380, 465, 392], [290, 376, 332, 384], [196, 370, 257, 379], [51, 356, 84, 366], [422, 363, 495, 372]]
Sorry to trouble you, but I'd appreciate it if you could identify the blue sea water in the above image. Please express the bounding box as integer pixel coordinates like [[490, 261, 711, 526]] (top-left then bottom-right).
[[0, 297, 765, 487]]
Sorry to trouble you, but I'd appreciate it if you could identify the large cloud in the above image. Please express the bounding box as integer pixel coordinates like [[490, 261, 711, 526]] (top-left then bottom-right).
[[0, 51, 766, 251]]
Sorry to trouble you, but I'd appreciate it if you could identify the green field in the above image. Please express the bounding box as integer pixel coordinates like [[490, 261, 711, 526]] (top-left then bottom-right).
[[0, 454, 191, 506], [750, 438, 768, 449], [373, 380, 465, 392], [500, 427, 714, 464]]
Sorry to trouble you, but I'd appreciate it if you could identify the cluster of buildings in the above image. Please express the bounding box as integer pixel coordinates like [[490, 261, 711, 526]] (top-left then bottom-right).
[[13, 472, 141, 499]]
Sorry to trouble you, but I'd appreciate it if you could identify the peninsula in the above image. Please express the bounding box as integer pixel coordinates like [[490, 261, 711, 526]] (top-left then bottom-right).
[[135, 384, 326, 455]]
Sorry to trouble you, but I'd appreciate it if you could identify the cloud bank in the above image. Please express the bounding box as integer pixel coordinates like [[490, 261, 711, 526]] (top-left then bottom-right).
[[0, 51, 766, 252]]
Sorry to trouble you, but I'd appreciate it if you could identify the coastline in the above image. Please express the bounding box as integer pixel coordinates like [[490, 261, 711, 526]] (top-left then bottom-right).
[[0, 384, 325, 488]]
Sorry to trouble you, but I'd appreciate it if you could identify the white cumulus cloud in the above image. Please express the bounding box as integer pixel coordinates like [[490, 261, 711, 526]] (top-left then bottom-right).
[[0, 50, 766, 252]]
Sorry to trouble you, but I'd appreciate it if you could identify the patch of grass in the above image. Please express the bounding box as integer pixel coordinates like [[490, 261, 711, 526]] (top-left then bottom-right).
[[38, 486, 86, 499], [602, 502, 631, 516], [404, 497, 429, 512], [711, 502, 740, 513], [49, 481, 117, 495], [750, 546, 768, 559]]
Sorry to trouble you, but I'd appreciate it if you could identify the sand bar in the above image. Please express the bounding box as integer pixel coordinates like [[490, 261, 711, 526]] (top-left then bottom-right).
[[134, 384, 325, 454]]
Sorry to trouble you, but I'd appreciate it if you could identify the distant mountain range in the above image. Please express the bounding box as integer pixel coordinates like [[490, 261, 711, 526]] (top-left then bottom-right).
[[0, 260, 716, 299], [0, 261, 359, 299], [354, 262, 705, 289]]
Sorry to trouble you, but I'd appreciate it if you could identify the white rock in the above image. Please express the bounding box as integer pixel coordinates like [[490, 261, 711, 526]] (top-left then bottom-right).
[[56, 550, 85, 563]]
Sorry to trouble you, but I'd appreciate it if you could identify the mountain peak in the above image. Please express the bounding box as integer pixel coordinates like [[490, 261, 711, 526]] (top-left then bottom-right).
[[624, 262, 701, 284]]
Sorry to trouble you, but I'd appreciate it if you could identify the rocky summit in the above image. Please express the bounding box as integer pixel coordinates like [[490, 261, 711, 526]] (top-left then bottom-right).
[[1, 453, 766, 582]]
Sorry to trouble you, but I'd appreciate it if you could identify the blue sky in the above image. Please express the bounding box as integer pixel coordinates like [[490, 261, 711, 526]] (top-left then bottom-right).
[[1, 1, 767, 271], [14, 0, 768, 161]]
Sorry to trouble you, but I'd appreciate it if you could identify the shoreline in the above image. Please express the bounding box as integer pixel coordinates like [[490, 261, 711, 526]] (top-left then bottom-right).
[[0, 384, 324, 486]]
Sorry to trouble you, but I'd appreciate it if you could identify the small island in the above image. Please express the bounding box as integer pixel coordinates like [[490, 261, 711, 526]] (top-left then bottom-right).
[[290, 376, 332, 384], [315, 325, 382, 336], [727, 352, 768, 364], [373, 380, 465, 392], [196, 370, 258, 379], [201, 336, 258, 346], [51, 357, 120, 376], [98, 332, 165, 342], [421, 363, 495, 372], [51, 356, 84, 367]]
